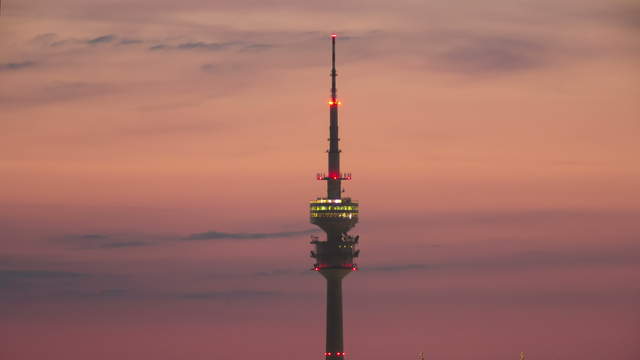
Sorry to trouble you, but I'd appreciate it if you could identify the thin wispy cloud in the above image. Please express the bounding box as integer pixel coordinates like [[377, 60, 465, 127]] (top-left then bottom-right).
[[58, 233, 155, 250], [589, 3, 640, 30], [80, 288, 130, 298], [0, 269, 88, 282], [0, 61, 36, 71], [78, 234, 109, 240], [177, 41, 238, 50], [200, 62, 246, 73], [148, 41, 242, 52], [119, 38, 143, 45], [149, 44, 168, 51], [253, 268, 311, 277], [431, 35, 547, 75], [240, 43, 275, 52], [387, 209, 639, 229], [366, 246, 640, 273], [0, 269, 92, 301], [98, 241, 150, 249], [179, 290, 280, 300], [87, 34, 116, 44], [377, 286, 640, 307], [185, 229, 318, 240], [0, 81, 116, 107], [57, 227, 318, 249]]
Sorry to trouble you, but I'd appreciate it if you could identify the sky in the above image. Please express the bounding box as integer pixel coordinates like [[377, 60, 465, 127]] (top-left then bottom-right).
[[1, 0, 639, 359]]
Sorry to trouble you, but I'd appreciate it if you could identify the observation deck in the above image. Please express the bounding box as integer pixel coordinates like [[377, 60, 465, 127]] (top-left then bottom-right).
[[310, 197, 359, 233]]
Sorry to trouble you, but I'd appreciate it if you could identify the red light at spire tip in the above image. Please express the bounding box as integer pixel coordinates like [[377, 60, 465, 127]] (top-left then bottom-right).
[[331, 33, 337, 38]]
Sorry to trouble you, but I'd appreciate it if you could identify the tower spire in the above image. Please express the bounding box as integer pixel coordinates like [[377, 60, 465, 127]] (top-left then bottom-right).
[[331, 33, 337, 100], [327, 34, 343, 199]]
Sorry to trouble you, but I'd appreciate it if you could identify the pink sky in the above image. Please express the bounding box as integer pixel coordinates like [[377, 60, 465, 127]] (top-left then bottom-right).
[[1, 0, 639, 359]]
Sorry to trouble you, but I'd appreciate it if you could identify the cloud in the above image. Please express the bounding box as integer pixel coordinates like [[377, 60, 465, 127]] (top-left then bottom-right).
[[201, 63, 218, 71], [0, 269, 88, 282], [0, 264, 281, 303], [149, 44, 168, 51], [253, 269, 311, 277], [385, 286, 640, 307], [0, 269, 91, 297], [177, 41, 237, 50], [87, 34, 116, 44], [98, 241, 150, 249], [619, 6, 640, 29], [366, 246, 640, 273], [185, 229, 318, 240], [392, 209, 633, 229], [0, 61, 36, 71], [593, 4, 640, 30], [40, 81, 114, 100], [432, 35, 546, 75], [79, 288, 129, 298], [0, 256, 137, 304], [200, 62, 246, 74], [0, 81, 116, 107], [149, 41, 240, 52], [0, 269, 135, 305], [119, 39, 143, 45], [366, 264, 434, 272], [58, 233, 156, 250], [240, 43, 275, 52], [31, 33, 58, 45], [33, 33, 141, 48], [57, 227, 318, 249], [29, 33, 76, 48], [78, 234, 109, 240], [179, 290, 279, 300]]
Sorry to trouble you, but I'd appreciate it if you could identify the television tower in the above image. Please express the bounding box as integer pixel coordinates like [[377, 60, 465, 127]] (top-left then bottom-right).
[[309, 34, 360, 360]]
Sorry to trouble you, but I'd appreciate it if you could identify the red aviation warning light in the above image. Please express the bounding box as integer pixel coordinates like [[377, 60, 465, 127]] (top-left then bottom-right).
[[316, 172, 352, 181], [328, 99, 342, 106], [331, 33, 337, 38]]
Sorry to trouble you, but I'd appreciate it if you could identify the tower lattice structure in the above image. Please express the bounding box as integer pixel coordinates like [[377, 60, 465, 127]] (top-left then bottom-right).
[[309, 34, 360, 360]]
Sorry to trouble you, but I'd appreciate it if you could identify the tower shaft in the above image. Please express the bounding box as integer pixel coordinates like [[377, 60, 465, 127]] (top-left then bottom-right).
[[323, 269, 349, 358], [326, 278, 343, 351]]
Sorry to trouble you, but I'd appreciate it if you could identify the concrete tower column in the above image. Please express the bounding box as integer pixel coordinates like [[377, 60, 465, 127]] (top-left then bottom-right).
[[321, 268, 351, 360]]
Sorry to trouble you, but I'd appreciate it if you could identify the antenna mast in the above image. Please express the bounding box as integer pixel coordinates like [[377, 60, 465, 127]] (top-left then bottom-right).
[[331, 33, 337, 100]]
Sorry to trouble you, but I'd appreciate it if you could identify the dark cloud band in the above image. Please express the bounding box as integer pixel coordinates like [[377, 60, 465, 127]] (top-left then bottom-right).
[[185, 229, 318, 240]]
